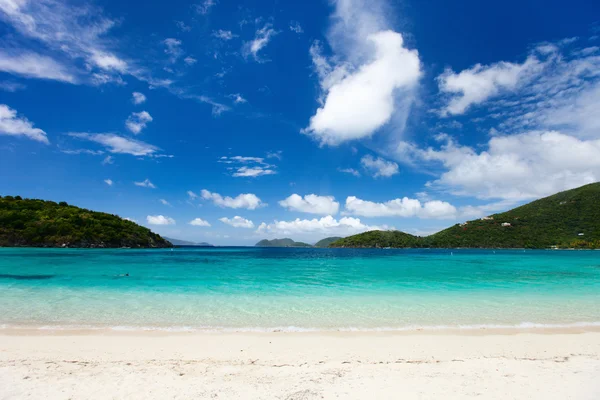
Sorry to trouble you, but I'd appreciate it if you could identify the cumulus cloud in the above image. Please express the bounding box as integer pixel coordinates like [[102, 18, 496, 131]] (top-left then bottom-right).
[[396, 130, 600, 201], [69, 133, 160, 156], [242, 23, 277, 62], [0, 104, 49, 143], [219, 216, 254, 228], [132, 92, 146, 105], [134, 179, 156, 189], [125, 111, 153, 134], [146, 215, 175, 225], [279, 194, 340, 215], [0, 50, 77, 83], [104, 179, 113, 186], [201, 190, 263, 209], [189, 218, 211, 227], [256, 215, 391, 238], [345, 196, 458, 219], [228, 93, 247, 104], [438, 56, 542, 115], [360, 154, 398, 177], [232, 166, 276, 177], [304, 0, 421, 145]]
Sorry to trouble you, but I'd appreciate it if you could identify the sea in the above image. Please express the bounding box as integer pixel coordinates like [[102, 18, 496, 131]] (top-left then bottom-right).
[[1, 247, 599, 332]]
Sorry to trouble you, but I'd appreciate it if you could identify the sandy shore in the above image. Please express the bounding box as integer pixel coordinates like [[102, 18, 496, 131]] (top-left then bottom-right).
[[1, 329, 600, 399]]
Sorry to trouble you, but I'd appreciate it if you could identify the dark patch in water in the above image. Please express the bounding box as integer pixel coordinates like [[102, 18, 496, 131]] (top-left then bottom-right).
[[0, 273, 56, 280]]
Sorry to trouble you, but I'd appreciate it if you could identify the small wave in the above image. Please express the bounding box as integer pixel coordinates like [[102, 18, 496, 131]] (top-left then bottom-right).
[[0, 273, 55, 280], [2, 321, 600, 333]]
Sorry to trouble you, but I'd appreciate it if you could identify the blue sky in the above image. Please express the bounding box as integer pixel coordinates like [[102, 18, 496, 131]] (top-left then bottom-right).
[[1, 0, 599, 245]]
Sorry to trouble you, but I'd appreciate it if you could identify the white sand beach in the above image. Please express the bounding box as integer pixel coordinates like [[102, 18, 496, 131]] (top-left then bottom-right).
[[1, 329, 599, 399]]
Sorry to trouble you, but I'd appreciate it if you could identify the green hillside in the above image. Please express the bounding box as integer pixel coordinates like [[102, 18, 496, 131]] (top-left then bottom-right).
[[0, 196, 172, 248], [330, 183, 600, 249], [314, 237, 343, 247], [255, 238, 313, 247]]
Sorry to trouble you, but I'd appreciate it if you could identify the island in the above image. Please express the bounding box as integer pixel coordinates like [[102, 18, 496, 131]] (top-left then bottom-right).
[[330, 182, 600, 249], [0, 196, 172, 248]]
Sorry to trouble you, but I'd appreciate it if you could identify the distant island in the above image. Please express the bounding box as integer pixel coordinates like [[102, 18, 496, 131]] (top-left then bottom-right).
[[330, 183, 600, 249], [255, 238, 313, 247], [0, 196, 172, 248], [164, 237, 213, 247]]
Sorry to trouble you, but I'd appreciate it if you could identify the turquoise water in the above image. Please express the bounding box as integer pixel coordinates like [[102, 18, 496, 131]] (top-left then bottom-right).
[[1, 247, 600, 331]]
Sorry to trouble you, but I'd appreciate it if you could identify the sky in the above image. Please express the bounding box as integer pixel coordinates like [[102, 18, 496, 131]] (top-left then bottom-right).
[[1, 0, 599, 245]]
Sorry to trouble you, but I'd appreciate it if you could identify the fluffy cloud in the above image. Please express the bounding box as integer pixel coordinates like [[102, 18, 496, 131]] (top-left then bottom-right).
[[232, 166, 276, 177], [0, 104, 49, 143], [397, 130, 600, 201], [126, 111, 153, 134], [189, 218, 211, 227], [0, 50, 76, 83], [163, 38, 183, 63], [304, 0, 421, 145], [132, 92, 146, 105], [219, 216, 254, 228], [228, 93, 247, 104], [201, 190, 263, 209], [438, 57, 541, 115], [360, 155, 398, 178], [345, 196, 458, 219], [242, 24, 277, 62], [218, 155, 278, 178], [212, 30, 237, 40], [256, 215, 391, 238], [134, 179, 156, 189], [69, 133, 160, 156], [146, 215, 175, 225], [279, 194, 340, 215], [104, 179, 113, 186]]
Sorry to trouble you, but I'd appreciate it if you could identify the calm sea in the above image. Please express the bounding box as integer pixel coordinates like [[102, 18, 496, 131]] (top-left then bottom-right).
[[1, 247, 599, 331]]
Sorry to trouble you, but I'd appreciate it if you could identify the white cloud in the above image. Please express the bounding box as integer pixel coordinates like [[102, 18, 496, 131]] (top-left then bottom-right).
[[101, 155, 113, 165], [201, 190, 263, 209], [360, 154, 398, 178], [104, 179, 113, 186], [0, 0, 127, 83], [134, 179, 156, 189], [0, 80, 25, 92], [345, 196, 458, 219], [146, 215, 175, 225], [279, 194, 340, 215], [438, 56, 541, 115], [266, 150, 282, 160], [125, 111, 153, 134], [242, 23, 277, 62], [338, 167, 361, 177], [397, 130, 600, 201], [229, 93, 247, 104], [159, 199, 171, 206], [187, 190, 198, 200], [183, 56, 197, 66], [132, 92, 146, 105], [289, 21, 303, 34], [195, 0, 217, 15], [0, 50, 76, 83], [163, 38, 183, 63], [219, 216, 254, 228], [232, 166, 276, 177], [189, 218, 211, 227], [212, 30, 237, 40], [256, 215, 390, 238], [69, 133, 160, 156], [175, 21, 191, 32], [304, 0, 421, 145], [0, 104, 49, 143]]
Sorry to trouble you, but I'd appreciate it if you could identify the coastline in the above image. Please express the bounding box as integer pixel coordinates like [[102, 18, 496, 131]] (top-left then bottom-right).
[[2, 330, 599, 399]]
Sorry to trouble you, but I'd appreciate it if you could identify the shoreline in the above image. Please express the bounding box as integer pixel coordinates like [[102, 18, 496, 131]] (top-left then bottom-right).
[[2, 330, 599, 399]]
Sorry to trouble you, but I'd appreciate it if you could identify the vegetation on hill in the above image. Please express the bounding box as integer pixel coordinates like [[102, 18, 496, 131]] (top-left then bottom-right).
[[330, 183, 600, 249], [255, 238, 313, 247], [0, 196, 172, 248], [314, 237, 343, 248]]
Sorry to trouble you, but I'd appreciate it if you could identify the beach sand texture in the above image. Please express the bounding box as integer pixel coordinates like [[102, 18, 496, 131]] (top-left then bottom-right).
[[1, 330, 599, 399]]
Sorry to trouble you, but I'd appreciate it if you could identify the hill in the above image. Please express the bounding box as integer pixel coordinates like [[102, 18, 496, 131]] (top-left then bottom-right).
[[0, 196, 172, 248], [164, 237, 213, 247], [330, 183, 600, 249], [255, 238, 313, 247], [314, 237, 343, 247]]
